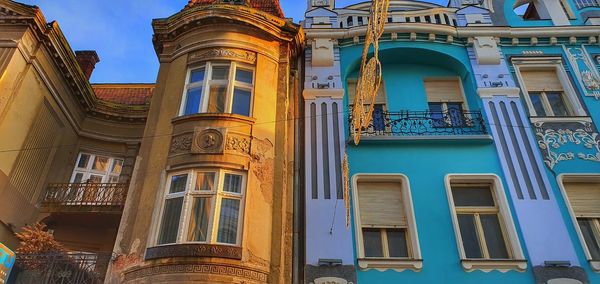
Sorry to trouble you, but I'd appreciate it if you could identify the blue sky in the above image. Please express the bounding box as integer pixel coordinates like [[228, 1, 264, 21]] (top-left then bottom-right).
[[19, 0, 445, 83]]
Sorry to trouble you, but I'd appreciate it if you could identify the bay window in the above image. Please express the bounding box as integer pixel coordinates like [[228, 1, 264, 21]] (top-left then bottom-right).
[[181, 61, 254, 117], [156, 169, 246, 246]]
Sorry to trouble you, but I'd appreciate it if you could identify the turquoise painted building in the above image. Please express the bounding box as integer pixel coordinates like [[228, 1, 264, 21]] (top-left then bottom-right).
[[302, 0, 600, 283]]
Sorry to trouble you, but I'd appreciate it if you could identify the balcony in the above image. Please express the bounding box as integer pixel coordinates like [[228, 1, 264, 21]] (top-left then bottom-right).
[[41, 183, 127, 213], [12, 252, 111, 284], [349, 109, 489, 141]]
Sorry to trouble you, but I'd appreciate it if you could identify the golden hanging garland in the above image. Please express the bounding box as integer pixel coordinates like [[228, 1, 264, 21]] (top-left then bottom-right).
[[351, 0, 390, 145], [343, 154, 351, 228]]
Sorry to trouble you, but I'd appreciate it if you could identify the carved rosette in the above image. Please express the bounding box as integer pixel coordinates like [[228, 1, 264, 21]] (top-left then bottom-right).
[[188, 48, 257, 65], [169, 134, 193, 155], [192, 128, 225, 154], [534, 120, 600, 170]]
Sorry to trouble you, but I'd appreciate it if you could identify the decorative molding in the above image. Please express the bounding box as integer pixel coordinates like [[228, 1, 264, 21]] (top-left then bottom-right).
[[565, 46, 600, 99], [192, 128, 225, 154], [169, 134, 193, 154], [123, 263, 268, 282], [357, 258, 423, 272], [145, 244, 242, 260], [535, 121, 600, 170], [225, 134, 251, 155], [311, 277, 353, 284], [188, 48, 257, 65]]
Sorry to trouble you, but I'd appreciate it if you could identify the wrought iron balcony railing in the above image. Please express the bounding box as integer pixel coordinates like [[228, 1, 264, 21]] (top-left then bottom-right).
[[349, 109, 488, 137], [42, 183, 127, 209], [13, 252, 112, 284]]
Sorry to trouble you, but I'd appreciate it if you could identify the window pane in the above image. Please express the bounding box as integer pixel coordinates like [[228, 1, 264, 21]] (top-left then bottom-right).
[[111, 159, 123, 174], [235, 68, 253, 84], [452, 187, 495, 207], [480, 214, 509, 259], [372, 104, 385, 132], [428, 103, 445, 127], [387, 229, 409, 257], [223, 174, 243, 193], [232, 88, 251, 116], [578, 219, 600, 260], [207, 85, 227, 113], [190, 68, 205, 83], [169, 174, 188, 193], [184, 88, 202, 115], [187, 197, 212, 242], [546, 92, 569, 116], [108, 175, 119, 183], [529, 93, 547, 116], [195, 172, 215, 191], [92, 156, 109, 172], [157, 197, 183, 245], [447, 103, 464, 126], [211, 66, 230, 80], [217, 198, 241, 244], [363, 228, 384, 257], [73, 173, 84, 183], [77, 154, 90, 168], [458, 214, 483, 258], [87, 175, 103, 184]]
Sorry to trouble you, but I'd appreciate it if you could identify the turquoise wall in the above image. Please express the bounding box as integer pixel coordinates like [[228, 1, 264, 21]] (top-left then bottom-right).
[[341, 42, 534, 283], [502, 44, 600, 282]]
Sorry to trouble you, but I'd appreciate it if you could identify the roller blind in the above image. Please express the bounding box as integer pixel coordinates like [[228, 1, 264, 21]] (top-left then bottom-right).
[[424, 78, 463, 102], [520, 69, 563, 92], [564, 182, 600, 218], [357, 181, 406, 227], [347, 80, 387, 104]]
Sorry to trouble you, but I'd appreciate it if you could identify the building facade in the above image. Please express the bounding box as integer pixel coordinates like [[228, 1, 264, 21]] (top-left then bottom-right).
[[303, 0, 600, 283]]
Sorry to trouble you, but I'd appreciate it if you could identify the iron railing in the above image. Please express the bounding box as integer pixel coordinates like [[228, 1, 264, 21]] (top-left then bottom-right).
[[42, 183, 127, 207], [574, 0, 600, 9], [350, 109, 487, 137], [13, 252, 112, 284]]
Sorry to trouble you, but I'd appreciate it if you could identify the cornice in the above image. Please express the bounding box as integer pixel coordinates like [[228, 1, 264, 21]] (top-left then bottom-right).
[[152, 4, 303, 57]]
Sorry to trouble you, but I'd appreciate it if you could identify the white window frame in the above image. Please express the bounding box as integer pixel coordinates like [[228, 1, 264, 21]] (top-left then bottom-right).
[[70, 152, 123, 184], [351, 173, 422, 271], [512, 57, 586, 119], [445, 174, 527, 272], [179, 61, 255, 117], [557, 174, 600, 272], [153, 169, 247, 247]]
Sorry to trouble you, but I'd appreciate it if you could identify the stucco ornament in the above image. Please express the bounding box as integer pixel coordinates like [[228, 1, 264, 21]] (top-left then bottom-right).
[[169, 134, 193, 154], [535, 122, 600, 169], [192, 128, 224, 154], [565, 47, 600, 99], [351, 0, 390, 145], [188, 48, 256, 65]]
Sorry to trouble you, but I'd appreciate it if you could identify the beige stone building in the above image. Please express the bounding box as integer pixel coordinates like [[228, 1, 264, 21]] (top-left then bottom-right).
[[0, 0, 303, 283]]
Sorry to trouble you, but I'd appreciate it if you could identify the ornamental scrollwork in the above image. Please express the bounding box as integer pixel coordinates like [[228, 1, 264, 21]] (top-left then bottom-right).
[[565, 47, 600, 99], [535, 122, 600, 169], [225, 135, 251, 154], [169, 134, 193, 154], [189, 48, 256, 64]]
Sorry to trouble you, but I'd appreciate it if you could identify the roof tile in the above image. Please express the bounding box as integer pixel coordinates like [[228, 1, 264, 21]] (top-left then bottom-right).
[[92, 84, 154, 106]]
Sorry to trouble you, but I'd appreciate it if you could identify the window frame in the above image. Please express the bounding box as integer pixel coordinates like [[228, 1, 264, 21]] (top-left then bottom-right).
[[557, 174, 600, 272], [179, 61, 255, 117], [351, 174, 422, 271], [70, 152, 123, 184], [512, 58, 586, 118], [445, 174, 527, 272], [153, 169, 247, 247]]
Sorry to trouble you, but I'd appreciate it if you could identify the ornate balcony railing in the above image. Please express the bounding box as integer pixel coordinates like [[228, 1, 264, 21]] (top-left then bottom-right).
[[349, 109, 488, 137], [13, 252, 112, 284], [41, 183, 127, 210]]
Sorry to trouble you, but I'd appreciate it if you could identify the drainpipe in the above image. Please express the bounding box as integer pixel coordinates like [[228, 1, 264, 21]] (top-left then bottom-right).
[[292, 52, 306, 284]]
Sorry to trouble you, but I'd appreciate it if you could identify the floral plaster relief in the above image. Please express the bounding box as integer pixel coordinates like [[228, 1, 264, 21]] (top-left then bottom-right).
[[535, 121, 600, 170]]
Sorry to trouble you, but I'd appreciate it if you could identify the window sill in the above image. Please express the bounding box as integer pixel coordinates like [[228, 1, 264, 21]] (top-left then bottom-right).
[[591, 260, 600, 272], [529, 116, 592, 124], [172, 113, 256, 125], [349, 135, 493, 144], [357, 258, 423, 272], [461, 259, 527, 272]]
